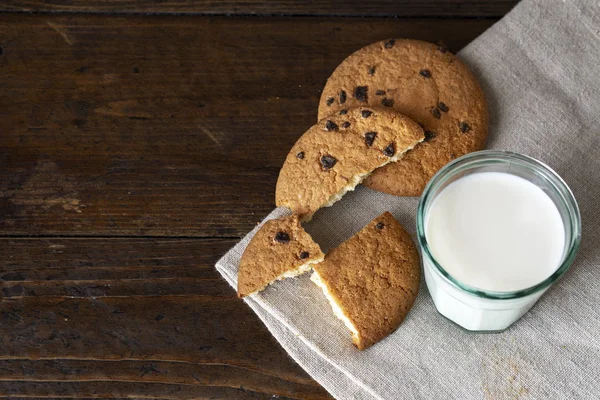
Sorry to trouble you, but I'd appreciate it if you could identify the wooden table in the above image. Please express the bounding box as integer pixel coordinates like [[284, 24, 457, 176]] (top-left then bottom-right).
[[0, 1, 517, 398]]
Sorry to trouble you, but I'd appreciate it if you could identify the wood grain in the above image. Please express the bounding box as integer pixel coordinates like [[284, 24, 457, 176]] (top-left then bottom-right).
[[0, 381, 302, 399], [0, 1, 519, 17], [0, 238, 330, 399], [0, 15, 495, 238]]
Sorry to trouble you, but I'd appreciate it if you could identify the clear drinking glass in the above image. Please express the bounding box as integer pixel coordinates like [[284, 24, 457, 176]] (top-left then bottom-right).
[[416, 151, 581, 331]]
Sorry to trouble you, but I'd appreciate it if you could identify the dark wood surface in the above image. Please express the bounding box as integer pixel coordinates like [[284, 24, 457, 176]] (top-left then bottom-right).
[[0, 15, 494, 238], [1, 1, 518, 17], [0, 2, 505, 399]]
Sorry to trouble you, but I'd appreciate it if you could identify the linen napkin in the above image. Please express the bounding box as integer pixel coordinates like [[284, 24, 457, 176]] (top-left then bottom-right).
[[216, 0, 600, 398]]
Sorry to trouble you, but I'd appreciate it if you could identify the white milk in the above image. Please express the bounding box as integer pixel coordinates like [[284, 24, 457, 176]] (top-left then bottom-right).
[[426, 172, 565, 292], [423, 172, 566, 331]]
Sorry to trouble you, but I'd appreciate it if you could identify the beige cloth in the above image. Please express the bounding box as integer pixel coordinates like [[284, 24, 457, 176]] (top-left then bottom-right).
[[216, 0, 600, 398]]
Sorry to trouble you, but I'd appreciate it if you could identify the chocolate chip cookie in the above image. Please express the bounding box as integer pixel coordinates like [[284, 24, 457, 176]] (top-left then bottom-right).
[[276, 107, 424, 220], [318, 39, 488, 196], [238, 215, 325, 298], [311, 212, 420, 350]]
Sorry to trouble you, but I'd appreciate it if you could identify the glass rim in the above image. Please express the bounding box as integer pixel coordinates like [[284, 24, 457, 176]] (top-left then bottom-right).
[[416, 150, 582, 300]]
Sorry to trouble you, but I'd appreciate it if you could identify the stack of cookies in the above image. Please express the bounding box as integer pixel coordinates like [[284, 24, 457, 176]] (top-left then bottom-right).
[[237, 39, 488, 350]]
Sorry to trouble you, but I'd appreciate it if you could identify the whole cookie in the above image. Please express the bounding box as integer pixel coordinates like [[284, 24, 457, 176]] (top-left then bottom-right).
[[311, 212, 420, 350], [276, 107, 424, 220], [238, 215, 324, 298], [318, 39, 488, 196]]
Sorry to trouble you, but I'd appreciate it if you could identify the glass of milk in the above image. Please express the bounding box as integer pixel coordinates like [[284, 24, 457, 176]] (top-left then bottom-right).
[[417, 151, 581, 332]]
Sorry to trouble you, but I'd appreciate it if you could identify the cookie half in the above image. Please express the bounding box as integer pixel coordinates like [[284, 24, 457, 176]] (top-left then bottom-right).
[[237, 215, 325, 298], [311, 212, 420, 350], [276, 107, 424, 220], [318, 39, 488, 196]]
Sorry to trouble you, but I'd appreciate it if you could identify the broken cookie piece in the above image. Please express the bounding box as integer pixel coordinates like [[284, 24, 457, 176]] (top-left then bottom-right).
[[311, 212, 420, 350], [237, 215, 324, 298], [275, 107, 424, 220]]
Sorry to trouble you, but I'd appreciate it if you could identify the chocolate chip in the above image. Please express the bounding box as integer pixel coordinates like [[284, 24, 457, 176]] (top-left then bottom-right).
[[424, 131, 437, 142], [296, 151, 305, 159], [325, 120, 339, 131], [384, 39, 395, 49], [368, 66, 376, 76], [339, 90, 347, 104], [383, 143, 395, 157], [364, 132, 377, 146], [275, 232, 290, 243], [431, 108, 441, 119], [326, 97, 334, 106], [419, 69, 432, 78], [438, 102, 449, 112], [459, 122, 471, 133], [299, 251, 310, 259], [320, 155, 337, 170], [376, 222, 385, 230], [437, 40, 449, 53], [339, 109, 348, 115], [361, 109, 373, 118], [381, 98, 394, 107], [376, 90, 386, 96], [342, 121, 351, 128], [354, 86, 368, 102]]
